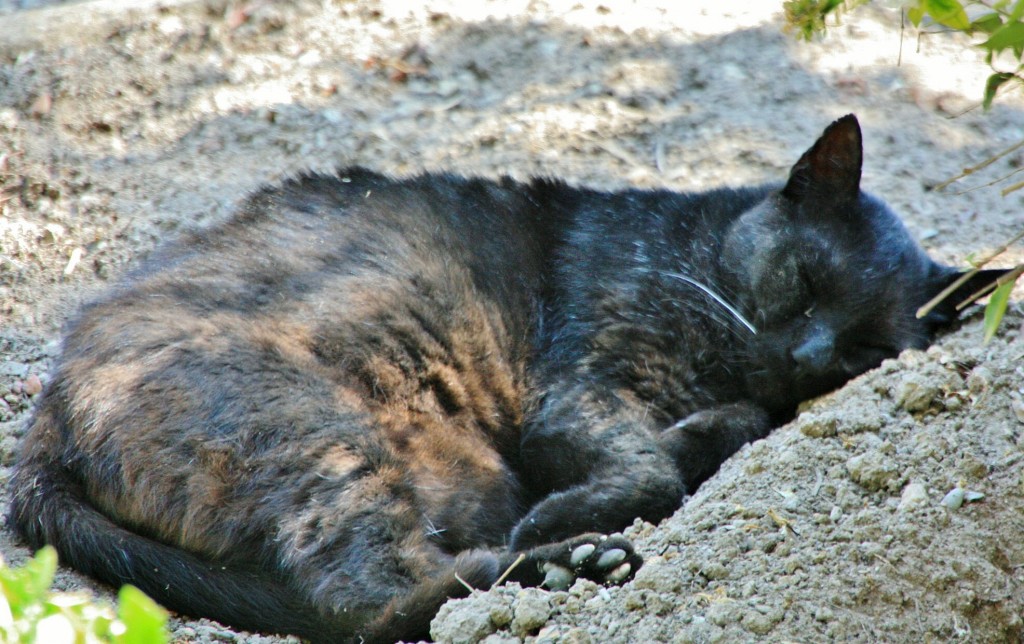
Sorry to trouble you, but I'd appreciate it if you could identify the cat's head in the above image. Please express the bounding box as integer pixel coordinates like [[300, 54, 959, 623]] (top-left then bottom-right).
[[722, 114, 1006, 413]]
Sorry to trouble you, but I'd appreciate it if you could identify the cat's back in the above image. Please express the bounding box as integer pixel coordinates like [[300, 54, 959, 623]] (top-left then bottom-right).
[[65, 169, 559, 367], [20, 168, 558, 556]]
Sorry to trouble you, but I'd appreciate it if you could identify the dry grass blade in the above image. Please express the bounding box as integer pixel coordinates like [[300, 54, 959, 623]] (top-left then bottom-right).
[[453, 572, 475, 594], [932, 139, 1024, 192], [492, 553, 526, 588], [956, 263, 1024, 312], [916, 226, 1024, 319], [1001, 178, 1024, 196]]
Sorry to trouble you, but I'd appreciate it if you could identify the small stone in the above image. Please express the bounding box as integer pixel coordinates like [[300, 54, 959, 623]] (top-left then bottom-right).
[[701, 562, 729, 580], [632, 558, 683, 594], [966, 367, 991, 395], [706, 601, 740, 626], [568, 578, 599, 598], [896, 374, 939, 413], [430, 600, 496, 643], [798, 412, 837, 438], [1, 435, 19, 466], [941, 487, 965, 510], [742, 610, 776, 635], [0, 362, 30, 378], [511, 590, 552, 636], [624, 590, 646, 611], [23, 374, 42, 397], [898, 483, 929, 511], [1011, 394, 1024, 424], [846, 452, 899, 492], [489, 602, 513, 629], [960, 455, 989, 479]]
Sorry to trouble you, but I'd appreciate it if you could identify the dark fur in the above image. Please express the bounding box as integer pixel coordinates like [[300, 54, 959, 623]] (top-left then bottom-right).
[[8, 116, 999, 642]]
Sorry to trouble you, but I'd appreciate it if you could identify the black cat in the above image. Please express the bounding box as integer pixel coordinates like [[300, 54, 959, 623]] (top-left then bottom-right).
[[8, 115, 999, 642]]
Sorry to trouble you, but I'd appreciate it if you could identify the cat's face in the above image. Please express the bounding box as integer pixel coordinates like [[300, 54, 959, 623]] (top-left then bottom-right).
[[722, 116, 998, 413]]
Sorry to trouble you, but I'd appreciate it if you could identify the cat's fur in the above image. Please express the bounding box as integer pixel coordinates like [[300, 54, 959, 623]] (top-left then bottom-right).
[[9, 115, 1000, 642]]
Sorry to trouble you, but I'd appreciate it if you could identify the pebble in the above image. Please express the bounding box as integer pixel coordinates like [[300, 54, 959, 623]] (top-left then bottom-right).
[[846, 451, 899, 492], [940, 487, 965, 509], [701, 562, 729, 581], [895, 374, 939, 413], [966, 366, 992, 395], [742, 608, 777, 635], [24, 374, 42, 397], [511, 590, 552, 636], [489, 602, 513, 629], [898, 482, 929, 511], [706, 600, 740, 626], [0, 362, 30, 378], [1011, 394, 1024, 424], [631, 557, 684, 594], [798, 412, 837, 438], [431, 597, 501, 643]]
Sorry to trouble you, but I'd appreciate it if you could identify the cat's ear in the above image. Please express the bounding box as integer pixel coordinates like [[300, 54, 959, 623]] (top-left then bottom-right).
[[921, 267, 1014, 327], [782, 114, 863, 204]]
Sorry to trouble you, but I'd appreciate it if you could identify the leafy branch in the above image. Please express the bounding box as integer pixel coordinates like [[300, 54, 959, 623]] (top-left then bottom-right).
[[0, 547, 168, 643], [784, 0, 1024, 108]]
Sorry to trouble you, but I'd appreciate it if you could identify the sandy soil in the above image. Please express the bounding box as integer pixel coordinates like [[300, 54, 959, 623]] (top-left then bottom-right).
[[1, 1, 1022, 642]]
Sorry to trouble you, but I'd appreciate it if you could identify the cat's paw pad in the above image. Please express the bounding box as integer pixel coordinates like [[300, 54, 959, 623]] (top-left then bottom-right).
[[540, 534, 640, 590]]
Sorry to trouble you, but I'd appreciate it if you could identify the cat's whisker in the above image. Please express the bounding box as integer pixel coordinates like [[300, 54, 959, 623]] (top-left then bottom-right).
[[664, 272, 758, 335], [423, 515, 447, 539]]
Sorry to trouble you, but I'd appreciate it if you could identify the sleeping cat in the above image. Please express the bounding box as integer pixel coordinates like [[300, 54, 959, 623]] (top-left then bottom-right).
[[8, 115, 1000, 643]]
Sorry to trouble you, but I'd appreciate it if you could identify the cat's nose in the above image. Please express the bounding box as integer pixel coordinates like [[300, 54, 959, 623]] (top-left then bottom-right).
[[791, 327, 835, 374]]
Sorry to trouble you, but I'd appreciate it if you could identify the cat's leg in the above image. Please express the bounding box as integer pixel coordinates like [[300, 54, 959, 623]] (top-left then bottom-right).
[[656, 400, 772, 491], [362, 532, 641, 642], [511, 382, 685, 550]]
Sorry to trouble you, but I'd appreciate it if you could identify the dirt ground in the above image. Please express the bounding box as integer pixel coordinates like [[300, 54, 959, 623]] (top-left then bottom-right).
[[1, 0, 1023, 642]]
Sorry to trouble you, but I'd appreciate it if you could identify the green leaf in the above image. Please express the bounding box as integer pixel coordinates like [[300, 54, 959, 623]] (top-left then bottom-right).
[[982, 21, 1024, 54], [972, 13, 1004, 35], [908, 5, 926, 27], [983, 280, 1014, 343], [923, 0, 971, 30], [114, 585, 168, 644], [983, 72, 1016, 108], [783, 0, 847, 41], [1011, 0, 1024, 22], [0, 547, 58, 619]]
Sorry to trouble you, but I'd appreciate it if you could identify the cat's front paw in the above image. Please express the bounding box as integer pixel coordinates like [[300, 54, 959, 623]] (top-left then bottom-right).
[[531, 533, 641, 591], [657, 402, 773, 491]]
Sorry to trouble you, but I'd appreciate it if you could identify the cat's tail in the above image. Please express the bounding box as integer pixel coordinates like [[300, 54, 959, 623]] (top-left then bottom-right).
[[6, 403, 357, 641], [7, 403, 496, 643]]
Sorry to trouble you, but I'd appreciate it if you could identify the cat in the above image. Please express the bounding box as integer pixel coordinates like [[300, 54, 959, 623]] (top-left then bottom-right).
[[8, 115, 1001, 643]]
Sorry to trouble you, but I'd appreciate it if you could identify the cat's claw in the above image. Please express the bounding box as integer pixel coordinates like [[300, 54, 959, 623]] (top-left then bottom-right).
[[541, 563, 574, 591]]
